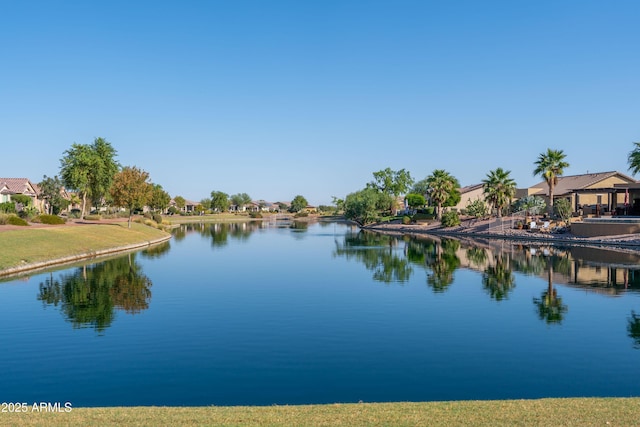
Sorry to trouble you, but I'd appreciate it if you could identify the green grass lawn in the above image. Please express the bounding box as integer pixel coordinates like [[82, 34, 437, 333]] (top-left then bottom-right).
[[0, 222, 170, 274], [3, 398, 639, 426]]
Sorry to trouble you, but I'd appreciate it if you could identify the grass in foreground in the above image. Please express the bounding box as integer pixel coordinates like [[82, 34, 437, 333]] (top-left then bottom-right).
[[0, 222, 169, 273], [3, 399, 640, 427]]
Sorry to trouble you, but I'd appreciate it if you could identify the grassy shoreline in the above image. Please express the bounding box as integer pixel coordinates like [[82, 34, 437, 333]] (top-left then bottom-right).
[[0, 222, 170, 277], [3, 398, 640, 426]]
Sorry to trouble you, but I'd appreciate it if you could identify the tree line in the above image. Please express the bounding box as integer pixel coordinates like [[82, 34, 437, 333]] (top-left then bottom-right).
[[37, 137, 311, 227]]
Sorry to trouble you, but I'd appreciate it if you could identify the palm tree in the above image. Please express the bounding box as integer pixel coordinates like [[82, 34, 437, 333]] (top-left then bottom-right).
[[481, 168, 516, 218], [426, 169, 457, 220], [627, 142, 640, 175], [533, 148, 569, 215]]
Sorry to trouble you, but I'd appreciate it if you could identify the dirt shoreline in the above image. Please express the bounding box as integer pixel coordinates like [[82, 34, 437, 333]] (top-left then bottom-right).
[[364, 217, 640, 250]]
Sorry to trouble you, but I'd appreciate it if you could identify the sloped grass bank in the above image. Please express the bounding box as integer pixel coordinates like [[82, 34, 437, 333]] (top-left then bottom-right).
[[3, 398, 639, 426], [0, 222, 170, 275]]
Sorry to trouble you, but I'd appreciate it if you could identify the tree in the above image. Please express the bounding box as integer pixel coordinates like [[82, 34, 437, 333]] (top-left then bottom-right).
[[426, 169, 459, 220], [368, 168, 414, 196], [344, 188, 390, 226], [482, 167, 516, 218], [38, 175, 69, 215], [88, 137, 119, 209], [289, 195, 308, 213], [149, 184, 171, 213], [110, 166, 153, 228], [533, 148, 569, 215], [628, 142, 640, 175], [210, 191, 230, 212], [412, 176, 460, 208], [173, 196, 186, 211], [405, 193, 426, 210], [554, 198, 572, 224], [230, 193, 251, 210], [59, 138, 119, 218]]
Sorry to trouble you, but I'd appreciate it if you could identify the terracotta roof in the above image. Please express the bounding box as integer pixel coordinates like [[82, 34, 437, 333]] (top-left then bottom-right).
[[529, 171, 637, 196], [0, 178, 39, 196]]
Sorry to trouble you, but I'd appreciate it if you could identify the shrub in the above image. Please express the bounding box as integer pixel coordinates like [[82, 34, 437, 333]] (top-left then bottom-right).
[[7, 215, 29, 226], [143, 212, 153, 219], [84, 214, 102, 221], [152, 213, 163, 224], [69, 209, 82, 219], [294, 212, 308, 218], [33, 214, 66, 225], [441, 210, 461, 227], [402, 215, 412, 224], [249, 212, 263, 218], [0, 202, 16, 214]]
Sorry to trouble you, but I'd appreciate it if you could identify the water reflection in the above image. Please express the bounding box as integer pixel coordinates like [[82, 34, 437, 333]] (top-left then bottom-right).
[[172, 221, 312, 246], [38, 253, 152, 332], [335, 231, 640, 296], [628, 311, 640, 348]]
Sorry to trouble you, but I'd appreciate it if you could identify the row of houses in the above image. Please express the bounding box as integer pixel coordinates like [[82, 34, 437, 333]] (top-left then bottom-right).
[[455, 170, 640, 216]]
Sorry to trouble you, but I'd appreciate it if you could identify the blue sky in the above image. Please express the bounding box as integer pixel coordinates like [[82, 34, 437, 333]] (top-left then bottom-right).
[[2, 1, 639, 205]]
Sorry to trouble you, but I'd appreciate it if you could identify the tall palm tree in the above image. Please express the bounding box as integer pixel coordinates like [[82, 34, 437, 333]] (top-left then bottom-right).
[[533, 148, 569, 215], [482, 167, 516, 218], [627, 142, 640, 175], [426, 169, 457, 220]]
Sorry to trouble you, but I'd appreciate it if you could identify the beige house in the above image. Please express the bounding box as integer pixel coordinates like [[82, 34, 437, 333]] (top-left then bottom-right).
[[0, 178, 45, 211], [517, 171, 637, 214], [454, 184, 489, 212]]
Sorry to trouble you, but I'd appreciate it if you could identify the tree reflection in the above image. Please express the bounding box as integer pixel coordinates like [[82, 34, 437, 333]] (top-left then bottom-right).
[[38, 254, 152, 332], [425, 239, 460, 293], [533, 260, 568, 324], [334, 231, 413, 283], [627, 311, 640, 349], [140, 241, 171, 259], [482, 253, 515, 301]]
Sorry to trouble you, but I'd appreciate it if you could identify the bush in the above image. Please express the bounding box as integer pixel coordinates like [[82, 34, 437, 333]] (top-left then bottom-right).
[[441, 210, 461, 227], [7, 215, 29, 226], [249, 212, 263, 218], [152, 213, 163, 224], [0, 202, 16, 214], [33, 214, 66, 225], [143, 212, 153, 219], [294, 212, 308, 218], [402, 215, 412, 224], [69, 209, 82, 219], [84, 214, 102, 221]]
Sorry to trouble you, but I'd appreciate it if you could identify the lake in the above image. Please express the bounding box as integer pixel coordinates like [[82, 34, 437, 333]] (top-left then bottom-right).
[[2, 220, 640, 407]]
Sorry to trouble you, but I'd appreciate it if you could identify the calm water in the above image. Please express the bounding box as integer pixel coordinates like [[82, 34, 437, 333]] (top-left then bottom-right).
[[2, 220, 640, 407]]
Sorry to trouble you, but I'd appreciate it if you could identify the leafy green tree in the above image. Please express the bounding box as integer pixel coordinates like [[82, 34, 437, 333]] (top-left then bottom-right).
[[59, 138, 119, 218], [38, 175, 69, 215], [426, 169, 459, 220], [289, 195, 308, 213], [482, 167, 516, 218], [88, 137, 119, 209], [628, 142, 640, 175], [368, 168, 414, 197], [210, 191, 230, 212], [110, 166, 153, 228], [173, 196, 186, 211], [344, 188, 391, 226], [149, 184, 171, 213], [230, 193, 252, 210], [413, 175, 460, 208], [331, 196, 345, 213], [405, 193, 425, 210], [533, 148, 569, 215]]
